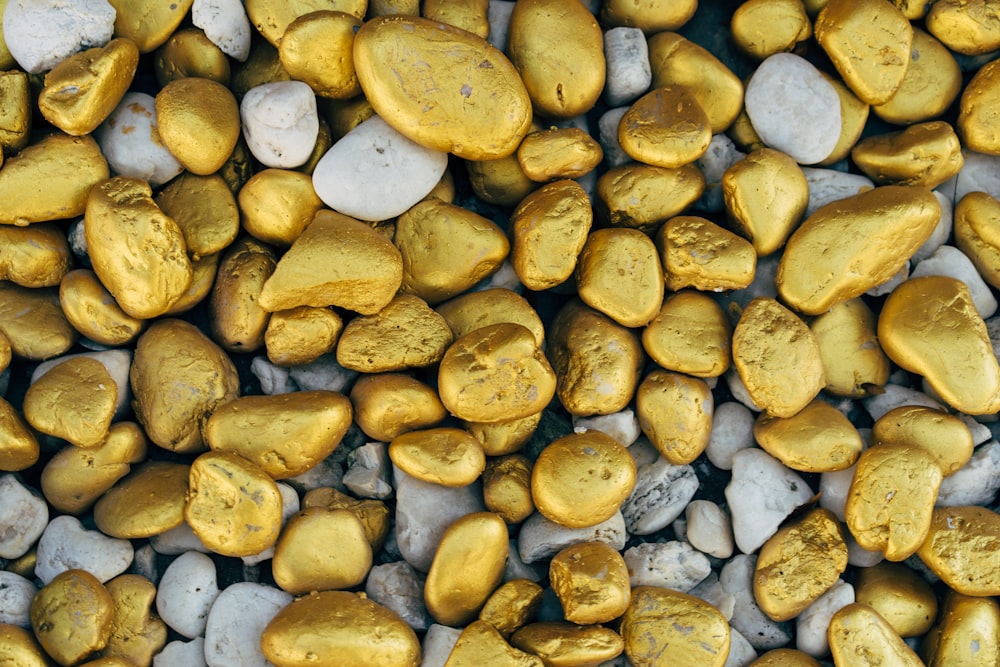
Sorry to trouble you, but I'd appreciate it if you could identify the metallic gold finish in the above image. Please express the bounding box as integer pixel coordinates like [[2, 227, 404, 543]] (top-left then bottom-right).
[[873, 29, 962, 125], [852, 122, 963, 188], [24, 357, 116, 448], [444, 620, 543, 667], [154, 78, 241, 175], [0, 624, 50, 667], [723, 148, 808, 256], [108, 0, 193, 52], [101, 574, 167, 665], [517, 128, 603, 182], [59, 270, 145, 347], [550, 542, 631, 625], [636, 370, 713, 465], [731, 0, 812, 60], [0, 223, 70, 288], [155, 172, 239, 260], [30, 569, 114, 666], [0, 395, 39, 472], [576, 228, 664, 328], [829, 603, 924, 667], [854, 561, 937, 638], [809, 298, 890, 397], [657, 215, 756, 292], [154, 28, 231, 87], [465, 412, 542, 457], [436, 288, 545, 348], [0, 283, 77, 360], [478, 579, 544, 639], [483, 454, 534, 525], [238, 169, 325, 247], [922, 591, 1000, 667], [337, 295, 453, 372], [511, 179, 592, 291], [749, 649, 822, 666], [960, 59, 1000, 155], [273, 507, 373, 594], [601, 0, 697, 33], [596, 164, 705, 234], [754, 399, 863, 472], [618, 86, 712, 168], [620, 586, 730, 667], [955, 191, 1000, 289], [279, 11, 361, 99], [93, 461, 188, 538], [926, 0, 1000, 55], [265, 306, 342, 367], [0, 69, 29, 155], [872, 406, 974, 476], [510, 622, 625, 666], [350, 374, 445, 442], [389, 428, 486, 487], [465, 153, 537, 207], [643, 290, 730, 378], [302, 487, 390, 552], [209, 238, 276, 353], [817, 73, 870, 167], [245, 0, 366, 47], [423, 0, 489, 38], [917, 506, 1000, 596]]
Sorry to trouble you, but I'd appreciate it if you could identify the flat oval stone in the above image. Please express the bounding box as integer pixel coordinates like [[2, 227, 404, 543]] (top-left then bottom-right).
[[620, 587, 730, 667], [754, 399, 863, 473], [389, 428, 485, 487], [23, 356, 117, 448], [917, 506, 1000, 596], [93, 461, 189, 538], [618, 86, 712, 168], [272, 507, 373, 594], [355, 15, 531, 159], [829, 603, 923, 667]]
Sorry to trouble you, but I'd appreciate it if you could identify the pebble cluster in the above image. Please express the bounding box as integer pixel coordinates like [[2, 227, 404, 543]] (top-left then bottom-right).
[[1, 0, 1000, 666]]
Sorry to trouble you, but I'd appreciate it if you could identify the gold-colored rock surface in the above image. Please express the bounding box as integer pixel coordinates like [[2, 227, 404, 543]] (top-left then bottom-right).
[[423, 0, 489, 37], [510, 622, 625, 666], [596, 163, 705, 234], [643, 290, 731, 378], [479, 579, 544, 639], [657, 215, 756, 292], [154, 28, 231, 86], [264, 306, 342, 366], [0, 624, 52, 667], [466, 152, 536, 207], [101, 574, 167, 665], [465, 412, 542, 457], [0, 69, 30, 154], [436, 288, 545, 348], [444, 620, 543, 667], [208, 238, 276, 353], [155, 172, 239, 260], [279, 11, 361, 99], [852, 122, 963, 188], [817, 73, 871, 167], [636, 369, 714, 464], [510, 180, 593, 291], [272, 507, 373, 594], [155, 77, 240, 175], [917, 506, 1000, 596], [302, 487, 390, 552], [926, 0, 1000, 55], [0, 395, 39, 472], [754, 399, 863, 472], [350, 374, 446, 442], [960, 59, 1000, 155], [238, 169, 325, 247], [872, 405, 974, 476], [516, 128, 603, 182], [618, 86, 712, 168], [336, 295, 453, 372], [854, 561, 937, 638], [59, 270, 145, 347], [730, 0, 812, 60], [576, 228, 663, 328], [30, 569, 114, 667], [108, 0, 194, 52], [620, 586, 730, 667], [23, 356, 116, 448], [389, 428, 486, 487], [809, 298, 890, 397], [955, 191, 1000, 289], [828, 603, 924, 667], [601, 0, 696, 33], [0, 223, 70, 288], [749, 649, 822, 666], [550, 542, 631, 625], [0, 283, 78, 360], [873, 28, 962, 126], [922, 591, 1000, 667], [93, 461, 189, 538]]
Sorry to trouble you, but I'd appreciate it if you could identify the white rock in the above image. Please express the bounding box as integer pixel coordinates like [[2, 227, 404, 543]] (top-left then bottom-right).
[[801, 167, 875, 218], [744, 53, 841, 165], [598, 107, 631, 168], [958, 413, 993, 445], [937, 440, 1000, 506], [685, 499, 735, 559], [36, 514, 132, 584], [867, 261, 910, 297], [912, 245, 998, 318], [518, 511, 627, 564], [31, 349, 132, 419], [603, 27, 651, 106], [503, 539, 545, 583], [672, 516, 687, 543], [718, 253, 780, 317], [154, 638, 207, 667], [249, 356, 297, 395], [0, 571, 36, 626], [312, 115, 449, 221], [628, 436, 661, 468], [948, 149, 1000, 204], [720, 554, 791, 650], [724, 626, 759, 667], [243, 482, 300, 565], [819, 465, 856, 523], [572, 409, 641, 446], [395, 468, 485, 572], [696, 134, 746, 213], [241, 81, 319, 168], [623, 541, 711, 591], [846, 531, 884, 567], [150, 521, 211, 556], [133, 544, 159, 584], [862, 383, 944, 421], [690, 572, 736, 621], [344, 442, 394, 499], [914, 191, 954, 262], [96, 92, 184, 187], [3, 0, 115, 73], [365, 561, 433, 631], [796, 578, 854, 657], [204, 582, 292, 667], [725, 449, 813, 555], [421, 624, 462, 667], [283, 455, 344, 494], [724, 368, 764, 413], [486, 0, 516, 52], [471, 258, 523, 293], [621, 458, 699, 535], [156, 551, 220, 639], [287, 353, 357, 392], [706, 401, 756, 470], [192, 0, 251, 61], [0, 474, 48, 559]]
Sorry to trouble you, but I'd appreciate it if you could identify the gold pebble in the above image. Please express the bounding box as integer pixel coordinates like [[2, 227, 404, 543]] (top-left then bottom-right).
[[531, 431, 636, 528], [926, 0, 1000, 55], [59, 270, 145, 347], [0, 69, 29, 154], [852, 121, 963, 188], [238, 168, 325, 247], [265, 306, 343, 366], [749, 649, 823, 666], [302, 487, 390, 552], [465, 412, 542, 457], [279, 11, 361, 99], [643, 291, 731, 378], [955, 191, 1000, 289], [466, 152, 536, 207], [208, 238, 276, 353], [510, 622, 625, 666], [828, 603, 924, 667], [273, 507, 373, 594], [872, 405, 974, 476], [155, 77, 241, 175], [482, 455, 535, 525], [922, 591, 1000, 667], [620, 586, 730, 667], [0, 625, 50, 667], [596, 163, 705, 234], [959, 59, 1000, 155], [350, 374, 446, 442], [576, 228, 664, 328], [436, 288, 545, 348], [155, 172, 239, 260], [0, 283, 78, 360], [872, 28, 962, 125], [809, 298, 890, 397], [730, 0, 812, 61], [423, 0, 490, 38], [479, 579, 544, 639], [109, 0, 194, 52], [754, 399, 863, 472], [601, 0, 697, 34], [817, 73, 871, 167], [636, 369, 714, 464], [550, 542, 631, 625], [336, 295, 453, 372], [656, 215, 756, 292], [618, 86, 712, 169], [444, 620, 544, 667], [154, 28, 231, 87], [93, 461, 189, 539], [854, 561, 937, 638], [917, 505, 1000, 596], [516, 127, 604, 183], [30, 569, 114, 667], [0, 395, 39, 472], [389, 427, 486, 487], [102, 574, 167, 665], [23, 356, 117, 448]]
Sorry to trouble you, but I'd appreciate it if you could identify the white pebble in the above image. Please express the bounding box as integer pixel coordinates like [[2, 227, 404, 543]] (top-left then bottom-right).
[[192, 0, 251, 61], [948, 149, 1000, 204], [503, 539, 545, 583], [696, 134, 746, 213], [343, 442, 394, 499], [0, 474, 48, 559], [249, 356, 297, 395], [744, 53, 841, 165], [395, 468, 485, 572], [724, 368, 764, 413], [486, 0, 516, 52], [627, 436, 660, 469], [243, 482, 300, 565], [283, 455, 344, 494], [204, 582, 292, 667], [913, 191, 954, 262], [725, 449, 813, 555], [867, 261, 909, 297], [801, 167, 875, 218], [241, 81, 319, 168], [156, 551, 220, 639], [365, 561, 433, 631], [937, 440, 1000, 506], [518, 511, 627, 565], [621, 458, 699, 535], [154, 638, 207, 667], [97, 92, 184, 187], [598, 107, 631, 168], [819, 465, 856, 523], [603, 27, 651, 106], [421, 624, 462, 667], [911, 245, 998, 318], [133, 544, 159, 584], [689, 572, 736, 621], [958, 413, 993, 445], [846, 531, 884, 567], [471, 258, 523, 293], [685, 499, 735, 559], [862, 384, 944, 421], [150, 521, 211, 556], [572, 409, 641, 446], [720, 554, 791, 650], [287, 353, 358, 393], [36, 514, 133, 584], [796, 578, 854, 657], [724, 627, 759, 667], [0, 571, 36, 626], [312, 115, 449, 221], [623, 541, 711, 591], [706, 401, 756, 470], [31, 349, 132, 419], [3, 0, 115, 73]]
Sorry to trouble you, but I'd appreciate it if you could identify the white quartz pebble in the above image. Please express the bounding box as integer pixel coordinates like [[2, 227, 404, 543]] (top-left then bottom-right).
[[287, 353, 358, 393], [623, 541, 711, 591], [603, 27, 651, 106], [720, 554, 792, 650], [343, 442, 394, 499], [706, 401, 756, 471], [947, 149, 1000, 204], [725, 449, 813, 555], [365, 561, 433, 631], [242, 482, 300, 565], [724, 368, 764, 413], [621, 458, 699, 535], [862, 384, 944, 421], [958, 413, 993, 445], [283, 455, 344, 494], [744, 53, 841, 165], [487, 0, 516, 52], [36, 514, 133, 584], [518, 511, 628, 564], [598, 107, 631, 168], [31, 349, 132, 419], [796, 578, 854, 658], [572, 409, 641, 446], [0, 571, 36, 626], [690, 573, 736, 621], [685, 499, 735, 559], [846, 531, 884, 568], [912, 245, 998, 318], [627, 437, 660, 469], [156, 551, 220, 639], [819, 465, 856, 523], [150, 521, 211, 556], [249, 356, 297, 395], [154, 638, 207, 667], [0, 474, 48, 559], [97, 92, 184, 187], [914, 191, 954, 262], [503, 540, 545, 583], [867, 261, 910, 297], [241, 81, 319, 168], [3, 0, 115, 73], [421, 624, 463, 667], [204, 582, 292, 667], [724, 627, 759, 667], [801, 167, 875, 218], [937, 440, 1000, 506], [395, 468, 485, 572], [696, 134, 746, 213], [312, 115, 449, 221], [192, 0, 251, 61]]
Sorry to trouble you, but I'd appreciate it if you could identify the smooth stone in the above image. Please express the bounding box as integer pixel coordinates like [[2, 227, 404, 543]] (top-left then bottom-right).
[[155, 551, 220, 639], [724, 367, 764, 412], [914, 191, 954, 262], [690, 573, 737, 621], [862, 383, 944, 421], [603, 27, 651, 107], [240, 81, 318, 168], [623, 541, 712, 591], [31, 349, 132, 419], [149, 522, 211, 556], [204, 582, 292, 667], [153, 638, 207, 667], [287, 353, 357, 393], [911, 245, 998, 318], [621, 457, 699, 535], [598, 107, 631, 168], [96, 92, 184, 187], [3, 0, 115, 73], [801, 167, 874, 218], [846, 532, 885, 568], [35, 514, 133, 584], [0, 474, 48, 559], [192, 0, 251, 61], [796, 579, 854, 658], [744, 53, 841, 164], [394, 467, 484, 572], [312, 115, 448, 221], [725, 449, 813, 554], [724, 627, 759, 667], [686, 499, 735, 558], [696, 133, 746, 213], [948, 149, 1000, 204], [720, 554, 792, 650], [959, 413, 992, 445], [819, 463, 859, 523], [343, 442, 394, 500], [572, 409, 641, 446], [705, 401, 756, 471], [242, 482, 300, 565], [937, 440, 1000, 506], [283, 456, 344, 495], [503, 540, 546, 583], [250, 357, 297, 396], [0, 571, 36, 626], [420, 624, 462, 667], [517, 511, 627, 565], [365, 561, 433, 632]]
